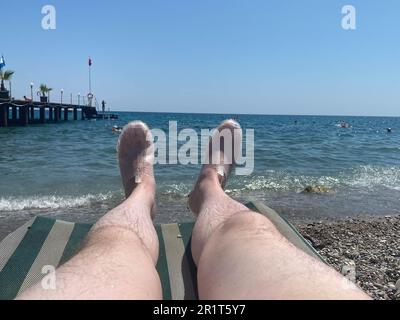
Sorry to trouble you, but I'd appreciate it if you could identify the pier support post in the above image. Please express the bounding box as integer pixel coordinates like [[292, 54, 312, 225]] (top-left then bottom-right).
[[40, 107, 45, 124], [49, 107, 53, 121], [0, 105, 7, 127], [19, 106, 24, 122], [81, 108, 85, 120], [30, 107, 34, 122], [12, 107, 17, 122], [73, 108, 78, 120], [20, 106, 29, 126], [64, 108, 68, 121], [54, 107, 59, 122], [58, 107, 62, 119]]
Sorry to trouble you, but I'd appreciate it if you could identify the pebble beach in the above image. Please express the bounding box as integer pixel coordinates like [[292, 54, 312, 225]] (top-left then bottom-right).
[[297, 215, 400, 300]]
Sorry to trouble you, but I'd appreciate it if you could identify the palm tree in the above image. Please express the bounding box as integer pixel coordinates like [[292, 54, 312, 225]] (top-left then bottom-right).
[[37, 84, 53, 103], [0, 70, 14, 92]]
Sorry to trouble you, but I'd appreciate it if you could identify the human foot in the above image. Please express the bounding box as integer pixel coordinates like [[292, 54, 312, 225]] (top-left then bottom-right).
[[188, 119, 242, 215], [117, 121, 156, 199]]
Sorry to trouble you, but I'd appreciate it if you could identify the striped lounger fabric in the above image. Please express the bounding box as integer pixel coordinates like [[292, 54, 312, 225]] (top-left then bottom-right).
[[0, 201, 324, 300]]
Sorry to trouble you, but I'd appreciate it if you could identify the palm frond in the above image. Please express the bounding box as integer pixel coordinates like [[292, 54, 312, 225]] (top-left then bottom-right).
[[39, 84, 48, 93], [3, 70, 14, 81]]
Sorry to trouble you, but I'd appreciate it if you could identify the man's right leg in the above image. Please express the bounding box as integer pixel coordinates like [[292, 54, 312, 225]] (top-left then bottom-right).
[[189, 120, 370, 300]]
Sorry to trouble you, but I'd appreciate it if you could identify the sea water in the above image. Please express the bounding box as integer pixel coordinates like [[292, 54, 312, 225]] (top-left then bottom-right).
[[0, 112, 399, 238]]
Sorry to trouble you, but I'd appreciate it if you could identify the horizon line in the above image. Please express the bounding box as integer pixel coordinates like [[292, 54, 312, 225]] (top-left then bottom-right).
[[111, 109, 400, 118]]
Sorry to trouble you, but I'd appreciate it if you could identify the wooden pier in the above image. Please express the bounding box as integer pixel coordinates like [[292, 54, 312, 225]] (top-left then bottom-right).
[[0, 100, 106, 127]]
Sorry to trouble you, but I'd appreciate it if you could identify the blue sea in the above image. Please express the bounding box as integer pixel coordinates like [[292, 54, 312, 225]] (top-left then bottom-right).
[[0, 112, 399, 238]]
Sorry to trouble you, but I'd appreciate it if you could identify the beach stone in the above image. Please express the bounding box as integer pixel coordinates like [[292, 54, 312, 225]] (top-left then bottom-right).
[[303, 234, 325, 249], [374, 283, 384, 289], [388, 283, 396, 290], [369, 256, 379, 264], [396, 279, 400, 290], [344, 249, 359, 259], [341, 263, 356, 283], [327, 251, 339, 258], [302, 185, 331, 194]]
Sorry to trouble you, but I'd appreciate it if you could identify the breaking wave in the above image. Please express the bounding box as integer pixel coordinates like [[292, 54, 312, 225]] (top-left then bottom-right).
[[226, 165, 400, 193], [1, 166, 399, 212], [0, 192, 117, 212]]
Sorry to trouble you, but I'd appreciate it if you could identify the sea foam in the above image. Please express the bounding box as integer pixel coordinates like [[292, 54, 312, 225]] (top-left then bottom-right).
[[0, 193, 116, 211]]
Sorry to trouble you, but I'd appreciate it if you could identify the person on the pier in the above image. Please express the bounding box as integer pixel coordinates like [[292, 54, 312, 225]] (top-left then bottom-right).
[[17, 120, 371, 300]]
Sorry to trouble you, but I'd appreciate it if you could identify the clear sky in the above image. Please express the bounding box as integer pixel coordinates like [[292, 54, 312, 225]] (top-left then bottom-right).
[[2, 0, 400, 116]]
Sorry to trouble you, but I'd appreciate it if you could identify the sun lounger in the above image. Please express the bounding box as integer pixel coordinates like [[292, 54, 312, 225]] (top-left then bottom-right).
[[0, 201, 324, 300]]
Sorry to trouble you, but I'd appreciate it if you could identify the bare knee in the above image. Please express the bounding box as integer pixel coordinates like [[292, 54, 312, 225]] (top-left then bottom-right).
[[193, 210, 281, 265], [197, 211, 281, 262], [217, 211, 279, 240], [83, 225, 159, 264]]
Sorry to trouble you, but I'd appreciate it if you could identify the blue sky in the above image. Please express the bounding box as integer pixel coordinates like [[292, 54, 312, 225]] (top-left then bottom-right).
[[2, 0, 400, 115]]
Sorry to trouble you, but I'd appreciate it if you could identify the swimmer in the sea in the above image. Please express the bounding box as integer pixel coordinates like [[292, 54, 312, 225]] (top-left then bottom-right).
[[112, 125, 123, 133], [340, 121, 350, 129]]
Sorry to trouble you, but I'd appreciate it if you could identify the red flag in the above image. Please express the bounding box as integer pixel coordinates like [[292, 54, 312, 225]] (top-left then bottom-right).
[[88, 58, 92, 66]]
